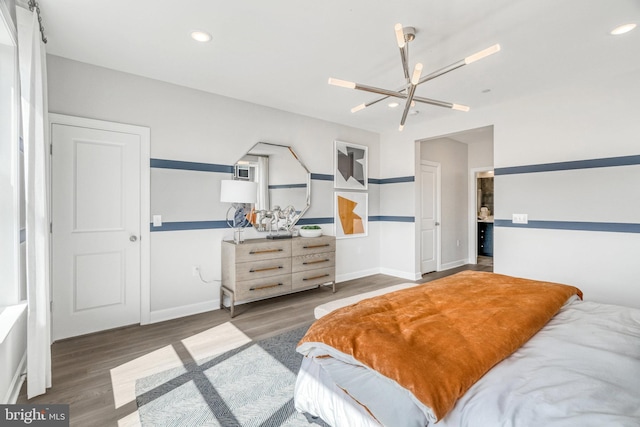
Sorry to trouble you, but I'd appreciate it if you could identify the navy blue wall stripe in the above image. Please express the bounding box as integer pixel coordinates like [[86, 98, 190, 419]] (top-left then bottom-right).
[[311, 173, 333, 181], [495, 155, 640, 176], [151, 220, 228, 232], [149, 161, 414, 186], [296, 217, 334, 225], [495, 219, 640, 234], [370, 215, 415, 222], [150, 158, 233, 173], [151, 215, 419, 231], [269, 183, 307, 189], [372, 176, 415, 184]]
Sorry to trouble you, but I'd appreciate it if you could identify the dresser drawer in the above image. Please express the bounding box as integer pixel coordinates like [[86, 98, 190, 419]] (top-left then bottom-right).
[[292, 235, 336, 255], [235, 274, 292, 301], [235, 258, 292, 282], [292, 267, 335, 290], [234, 239, 291, 262], [292, 252, 335, 273]]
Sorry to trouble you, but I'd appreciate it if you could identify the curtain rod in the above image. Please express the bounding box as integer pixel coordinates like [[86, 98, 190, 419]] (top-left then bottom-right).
[[27, 0, 47, 44]]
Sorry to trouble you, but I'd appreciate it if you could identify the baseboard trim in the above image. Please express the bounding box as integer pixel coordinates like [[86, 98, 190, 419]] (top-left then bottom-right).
[[379, 268, 422, 281], [148, 300, 218, 324], [440, 259, 469, 271], [4, 351, 26, 404], [336, 268, 381, 284]]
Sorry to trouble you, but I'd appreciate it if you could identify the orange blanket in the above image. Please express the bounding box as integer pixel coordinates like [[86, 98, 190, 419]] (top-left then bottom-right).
[[298, 271, 582, 422]]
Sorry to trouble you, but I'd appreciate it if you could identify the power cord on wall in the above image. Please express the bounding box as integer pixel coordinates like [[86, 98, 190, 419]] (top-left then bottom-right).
[[194, 266, 220, 284]]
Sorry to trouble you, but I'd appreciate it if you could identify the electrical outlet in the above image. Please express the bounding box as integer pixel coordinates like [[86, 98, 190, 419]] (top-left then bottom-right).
[[192, 265, 199, 277], [512, 213, 528, 224], [153, 215, 162, 227]]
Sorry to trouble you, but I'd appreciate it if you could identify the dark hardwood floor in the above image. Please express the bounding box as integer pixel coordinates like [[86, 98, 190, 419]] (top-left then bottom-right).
[[17, 263, 491, 426]]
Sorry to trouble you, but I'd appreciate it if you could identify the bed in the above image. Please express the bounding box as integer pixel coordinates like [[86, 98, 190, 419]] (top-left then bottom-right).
[[294, 271, 640, 426]]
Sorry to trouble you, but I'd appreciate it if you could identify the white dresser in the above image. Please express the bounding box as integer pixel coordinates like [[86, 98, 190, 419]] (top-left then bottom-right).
[[220, 236, 336, 317]]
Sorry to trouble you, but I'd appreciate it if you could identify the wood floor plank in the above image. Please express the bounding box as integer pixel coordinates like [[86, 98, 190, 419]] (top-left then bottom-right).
[[17, 264, 492, 426]]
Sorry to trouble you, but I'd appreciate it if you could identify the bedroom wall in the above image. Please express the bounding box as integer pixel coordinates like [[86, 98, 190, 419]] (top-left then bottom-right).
[[46, 55, 388, 322], [378, 65, 640, 308]]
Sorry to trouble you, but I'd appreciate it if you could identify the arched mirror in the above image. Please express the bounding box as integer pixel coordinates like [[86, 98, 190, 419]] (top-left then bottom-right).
[[233, 142, 310, 234]]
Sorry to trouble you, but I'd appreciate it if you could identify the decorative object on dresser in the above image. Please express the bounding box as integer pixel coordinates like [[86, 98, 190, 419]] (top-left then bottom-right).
[[220, 179, 258, 244], [299, 225, 322, 238], [221, 236, 336, 317]]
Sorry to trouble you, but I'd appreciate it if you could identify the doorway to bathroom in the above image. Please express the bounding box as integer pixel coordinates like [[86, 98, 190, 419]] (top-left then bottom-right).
[[472, 169, 494, 267]]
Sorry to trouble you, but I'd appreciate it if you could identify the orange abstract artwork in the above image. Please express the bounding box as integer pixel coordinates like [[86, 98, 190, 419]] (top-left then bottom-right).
[[337, 195, 364, 235]]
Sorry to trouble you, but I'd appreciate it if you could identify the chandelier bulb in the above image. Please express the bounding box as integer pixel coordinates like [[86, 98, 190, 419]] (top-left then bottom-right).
[[394, 23, 406, 48], [411, 63, 423, 85], [328, 78, 356, 89], [465, 44, 501, 65]]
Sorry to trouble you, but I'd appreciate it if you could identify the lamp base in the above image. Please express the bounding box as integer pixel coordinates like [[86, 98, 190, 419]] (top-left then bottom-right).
[[233, 228, 244, 244]]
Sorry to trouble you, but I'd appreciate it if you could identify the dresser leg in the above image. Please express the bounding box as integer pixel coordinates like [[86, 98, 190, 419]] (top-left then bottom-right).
[[220, 285, 236, 318]]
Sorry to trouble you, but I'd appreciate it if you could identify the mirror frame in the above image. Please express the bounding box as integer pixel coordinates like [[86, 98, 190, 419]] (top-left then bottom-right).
[[235, 142, 311, 232]]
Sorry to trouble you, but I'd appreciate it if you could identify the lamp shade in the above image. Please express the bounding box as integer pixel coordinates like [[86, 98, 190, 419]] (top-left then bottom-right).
[[220, 180, 258, 204]]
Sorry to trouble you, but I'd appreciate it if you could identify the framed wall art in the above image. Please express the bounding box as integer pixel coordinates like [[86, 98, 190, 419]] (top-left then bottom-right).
[[334, 140, 368, 190], [335, 191, 368, 239]]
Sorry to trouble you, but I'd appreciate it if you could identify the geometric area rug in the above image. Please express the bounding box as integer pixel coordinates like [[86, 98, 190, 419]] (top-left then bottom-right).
[[135, 324, 329, 427]]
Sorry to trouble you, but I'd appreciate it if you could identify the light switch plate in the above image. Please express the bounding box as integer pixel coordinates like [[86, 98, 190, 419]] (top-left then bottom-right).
[[153, 215, 162, 227], [512, 213, 528, 224]]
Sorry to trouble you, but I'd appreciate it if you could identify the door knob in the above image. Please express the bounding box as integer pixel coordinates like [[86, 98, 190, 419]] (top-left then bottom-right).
[[130, 235, 138, 242], [435, 222, 440, 226]]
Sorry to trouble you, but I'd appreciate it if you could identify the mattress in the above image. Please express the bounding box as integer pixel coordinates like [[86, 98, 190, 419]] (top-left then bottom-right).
[[295, 293, 640, 426]]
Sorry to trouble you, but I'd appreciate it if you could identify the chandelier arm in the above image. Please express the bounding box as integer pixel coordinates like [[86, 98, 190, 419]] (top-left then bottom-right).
[[412, 96, 454, 109], [352, 83, 409, 99], [399, 45, 410, 82], [417, 59, 466, 86], [353, 86, 409, 112], [399, 84, 418, 128], [365, 95, 392, 108]]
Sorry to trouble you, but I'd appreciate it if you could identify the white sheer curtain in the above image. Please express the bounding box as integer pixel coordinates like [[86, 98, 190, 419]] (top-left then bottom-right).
[[17, 6, 51, 399]]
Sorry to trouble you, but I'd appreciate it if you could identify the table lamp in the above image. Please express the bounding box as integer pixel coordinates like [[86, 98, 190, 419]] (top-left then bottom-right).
[[220, 180, 258, 244]]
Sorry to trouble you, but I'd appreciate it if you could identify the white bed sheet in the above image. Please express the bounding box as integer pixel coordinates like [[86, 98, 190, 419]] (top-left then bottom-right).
[[295, 298, 640, 426]]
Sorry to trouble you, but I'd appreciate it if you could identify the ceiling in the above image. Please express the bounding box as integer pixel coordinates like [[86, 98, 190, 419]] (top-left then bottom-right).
[[36, 0, 639, 134]]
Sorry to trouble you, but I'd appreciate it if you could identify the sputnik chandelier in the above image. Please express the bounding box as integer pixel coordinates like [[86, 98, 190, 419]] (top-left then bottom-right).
[[328, 24, 500, 131]]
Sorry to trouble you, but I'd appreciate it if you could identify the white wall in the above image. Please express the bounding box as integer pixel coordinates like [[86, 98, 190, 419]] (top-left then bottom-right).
[[379, 65, 640, 308], [47, 55, 385, 322]]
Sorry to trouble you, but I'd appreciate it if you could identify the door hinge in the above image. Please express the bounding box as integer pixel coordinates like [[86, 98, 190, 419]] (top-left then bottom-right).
[[50, 144, 53, 155], [50, 222, 53, 233]]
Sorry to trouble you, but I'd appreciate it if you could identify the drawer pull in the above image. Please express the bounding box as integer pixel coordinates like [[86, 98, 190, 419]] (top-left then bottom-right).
[[250, 283, 283, 291], [249, 266, 283, 273], [303, 244, 330, 249], [303, 259, 329, 265], [303, 273, 331, 281], [249, 248, 284, 254]]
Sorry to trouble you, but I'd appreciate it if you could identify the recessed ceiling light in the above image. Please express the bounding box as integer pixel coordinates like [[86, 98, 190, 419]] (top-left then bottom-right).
[[190, 31, 212, 42], [388, 102, 400, 108], [610, 23, 636, 35]]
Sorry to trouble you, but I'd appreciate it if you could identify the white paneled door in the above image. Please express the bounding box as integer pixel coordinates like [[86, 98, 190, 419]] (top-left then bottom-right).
[[51, 120, 145, 340], [420, 162, 440, 274]]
